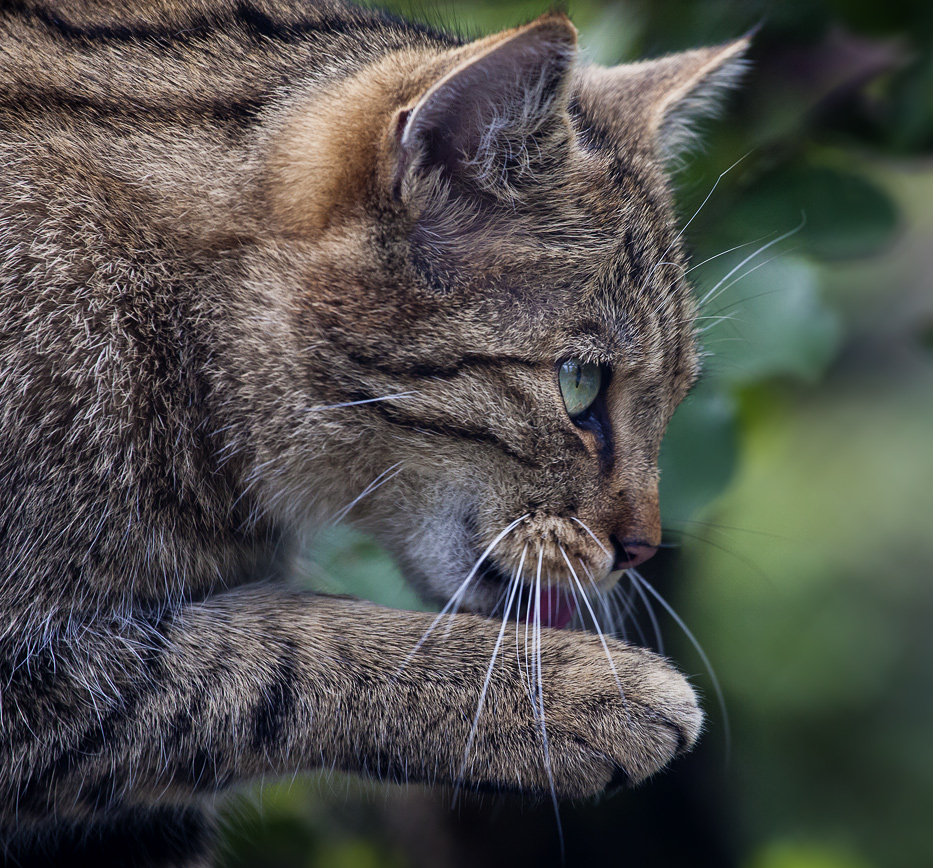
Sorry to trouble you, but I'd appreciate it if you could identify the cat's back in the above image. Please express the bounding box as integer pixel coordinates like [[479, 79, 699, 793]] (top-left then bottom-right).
[[0, 1, 443, 627], [0, 0, 449, 228], [0, 0, 451, 128]]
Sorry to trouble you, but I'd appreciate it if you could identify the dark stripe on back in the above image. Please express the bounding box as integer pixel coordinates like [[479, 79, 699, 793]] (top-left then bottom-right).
[[1, 0, 449, 48], [0, 86, 266, 129]]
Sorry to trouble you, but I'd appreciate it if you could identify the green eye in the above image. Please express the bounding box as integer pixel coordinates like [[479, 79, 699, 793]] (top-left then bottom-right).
[[558, 359, 603, 419]]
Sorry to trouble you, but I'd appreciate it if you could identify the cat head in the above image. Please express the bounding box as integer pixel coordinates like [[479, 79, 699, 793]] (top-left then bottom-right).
[[252, 13, 747, 622]]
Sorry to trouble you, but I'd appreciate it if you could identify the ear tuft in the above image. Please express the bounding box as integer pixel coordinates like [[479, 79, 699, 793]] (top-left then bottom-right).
[[395, 13, 578, 198], [574, 37, 750, 164], [652, 39, 751, 163]]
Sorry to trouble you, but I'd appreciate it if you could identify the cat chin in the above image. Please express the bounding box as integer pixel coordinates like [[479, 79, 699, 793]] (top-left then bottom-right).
[[397, 539, 585, 630], [380, 498, 616, 629]]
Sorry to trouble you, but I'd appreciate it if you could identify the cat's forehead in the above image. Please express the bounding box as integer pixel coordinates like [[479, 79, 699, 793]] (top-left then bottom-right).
[[422, 152, 693, 363]]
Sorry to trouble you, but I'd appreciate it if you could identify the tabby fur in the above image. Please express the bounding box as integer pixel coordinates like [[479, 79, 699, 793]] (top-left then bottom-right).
[[0, 1, 746, 863]]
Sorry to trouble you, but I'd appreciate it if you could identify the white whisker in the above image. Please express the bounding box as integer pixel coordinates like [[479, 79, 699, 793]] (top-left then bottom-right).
[[329, 462, 403, 525], [570, 517, 611, 557], [453, 545, 528, 806], [698, 250, 797, 330], [397, 514, 528, 673], [533, 558, 564, 859], [514, 579, 531, 699], [444, 514, 529, 629], [607, 587, 633, 641], [630, 569, 730, 756], [522, 550, 543, 707], [560, 547, 625, 702], [698, 217, 805, 310], [565, 566, 583, 630], [304, 392, 418, 412], [685, 237, 771, 276], [694, 313, 743, 327], [643, 152, 751, 292], [624, 571, 664, 654], [579, 560, 620, 639], [623, 592, 649, 645]]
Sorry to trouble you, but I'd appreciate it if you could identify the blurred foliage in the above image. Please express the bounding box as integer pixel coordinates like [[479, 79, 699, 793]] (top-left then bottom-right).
[[218, 1, 933, 866], [747, 840, 875, 868]]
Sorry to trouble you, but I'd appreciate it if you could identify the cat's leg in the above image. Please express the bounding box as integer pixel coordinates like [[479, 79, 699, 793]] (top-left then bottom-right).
[[3, 589, 701, 821]]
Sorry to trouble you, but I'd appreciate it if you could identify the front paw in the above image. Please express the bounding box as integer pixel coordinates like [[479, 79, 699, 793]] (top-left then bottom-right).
[[350, 605, 702, 799], [524, 631, 703, 797]]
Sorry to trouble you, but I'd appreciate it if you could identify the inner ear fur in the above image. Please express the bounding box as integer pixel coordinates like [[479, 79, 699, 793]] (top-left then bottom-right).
[[391, 12, 578, 200], [573, 38, 750, 163]]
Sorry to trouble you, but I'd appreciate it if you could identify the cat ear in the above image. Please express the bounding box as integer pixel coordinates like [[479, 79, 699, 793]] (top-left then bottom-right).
[[574, 38, 750, 163], [392, 13, 577, 198]]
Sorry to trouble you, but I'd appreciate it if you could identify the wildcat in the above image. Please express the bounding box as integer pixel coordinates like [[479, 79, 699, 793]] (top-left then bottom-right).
[[0, 1, 747, 864]]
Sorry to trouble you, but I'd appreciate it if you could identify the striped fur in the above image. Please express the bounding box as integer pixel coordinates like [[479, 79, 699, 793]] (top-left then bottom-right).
[[0, 1, 746, 863]]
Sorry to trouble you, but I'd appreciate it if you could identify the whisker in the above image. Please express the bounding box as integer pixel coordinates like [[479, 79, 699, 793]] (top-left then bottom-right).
[[570, 517, 611, 557], [608, 581, 648, 647], [514, 579, 530, 699], [489, 570, 514, 615], [329, 462, 403, 525], [559, 547, 625, 702], [445, 513, 530, 628], [629, 569, 731, 757], [684, 237, 772, 275], [565, 566, 584, 631], [698, 216, 805, 310], [698, 250, 800, 330], [607, 588, 630, 641], [453, 545, 527, 807], [578, 560, 615, 637], [667, 518, 786, 540], [533, 559, 564, 860], [643, 152, 752, 293], [624, 572, 663, 654], [702, 242, 807, 327], [695, 313, 745, 332], [660, 525, 774, 586], [397, 514, 528, 673], [524, 549, 543, 705], [304, 392, 418, 412]]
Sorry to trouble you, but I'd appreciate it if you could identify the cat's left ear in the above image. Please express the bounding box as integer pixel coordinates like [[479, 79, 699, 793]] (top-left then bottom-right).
[[391, 12, 578, 199], [574, 38, 750, 163]]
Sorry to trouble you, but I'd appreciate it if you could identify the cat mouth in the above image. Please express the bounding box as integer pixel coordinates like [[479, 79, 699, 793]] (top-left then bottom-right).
[[476, 563, 578, 629]]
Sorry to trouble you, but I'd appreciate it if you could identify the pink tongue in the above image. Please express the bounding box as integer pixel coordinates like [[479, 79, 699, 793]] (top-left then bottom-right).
[[536, 587, 577, 629]]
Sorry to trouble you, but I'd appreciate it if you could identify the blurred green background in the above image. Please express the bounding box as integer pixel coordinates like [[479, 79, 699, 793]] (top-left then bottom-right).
[[219, 1, 933, 866]]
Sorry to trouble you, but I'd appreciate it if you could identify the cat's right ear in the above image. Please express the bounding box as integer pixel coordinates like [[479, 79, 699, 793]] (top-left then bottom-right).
[[573, 38, 750, 165], [390, 13, 577, 201]]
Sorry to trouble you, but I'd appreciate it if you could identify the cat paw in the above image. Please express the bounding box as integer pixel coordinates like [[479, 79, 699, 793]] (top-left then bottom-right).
[[530, 632, 703, 798]]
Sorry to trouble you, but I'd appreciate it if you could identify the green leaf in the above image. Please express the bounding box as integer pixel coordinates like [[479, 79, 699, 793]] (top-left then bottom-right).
[[660, 254, 841, 522], [659, 379, 738, 524], [304, 525, 425, 612], [696, 255, 842, 386], [746, 840, 876, 868], [719, 164, 900, 260]]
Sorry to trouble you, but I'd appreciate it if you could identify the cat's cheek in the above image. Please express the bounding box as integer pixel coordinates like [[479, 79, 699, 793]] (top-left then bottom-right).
[[384, 492, 484, 605]]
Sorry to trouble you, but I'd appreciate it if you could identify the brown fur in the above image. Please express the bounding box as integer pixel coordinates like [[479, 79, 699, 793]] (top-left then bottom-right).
[[0, 1, 746, 863]]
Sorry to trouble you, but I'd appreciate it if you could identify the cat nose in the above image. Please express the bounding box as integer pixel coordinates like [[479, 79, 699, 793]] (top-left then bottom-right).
[[611, 537, 658, 571]]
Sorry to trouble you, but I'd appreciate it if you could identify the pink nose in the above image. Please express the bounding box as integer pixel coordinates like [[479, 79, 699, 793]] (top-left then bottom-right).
[[612, 540, 658, 571]]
